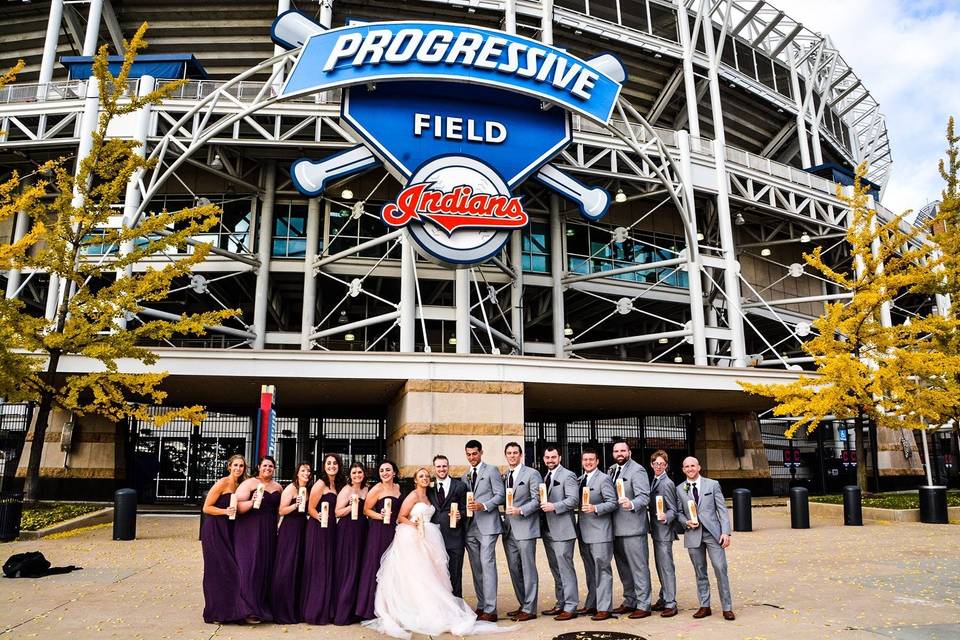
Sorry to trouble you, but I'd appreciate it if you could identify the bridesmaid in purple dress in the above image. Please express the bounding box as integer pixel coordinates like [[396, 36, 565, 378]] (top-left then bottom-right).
[[270, 461, 312, 624], [355, 459, 402, 621], [233, 455, 282, 623], [300, 453, 344, 624], [201, 454, 247, 624], [332, 462, 370, 625]]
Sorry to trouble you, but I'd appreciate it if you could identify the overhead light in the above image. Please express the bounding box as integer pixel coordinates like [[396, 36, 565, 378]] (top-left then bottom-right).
[[734, 213, 745, 226], [800, 232, 811, 243], [448, 334, 457, 346], [344, 332, 355, 342], [341, 188, 354, 200], [696, 232, 704, 241], [761, 248, 771, 257], [210, 153, 223, 170], [658, 337, 669, 344], [337, 310, 348, 324], [196, 196, 212, 206], [673, 355, 683, 363], [566, 227, 575, 237], [615, 189, 627, 203], [564, 323, 573, 337]]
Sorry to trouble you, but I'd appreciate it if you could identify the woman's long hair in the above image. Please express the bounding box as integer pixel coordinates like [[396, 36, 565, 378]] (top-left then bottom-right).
[[321, 453, 348, 493], [348, 461, 368, 489], [291, 461, 313, 491], [224, 454, 248, 488]]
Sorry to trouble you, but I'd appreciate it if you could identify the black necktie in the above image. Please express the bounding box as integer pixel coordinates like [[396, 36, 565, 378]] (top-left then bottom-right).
[[579, 475, 587, 490], [438, 481, 446, 505], [507, 471, 514, 489], [470, 468, 477, 491], [690, 483, 699, 503], [544, 471, 553, 489]]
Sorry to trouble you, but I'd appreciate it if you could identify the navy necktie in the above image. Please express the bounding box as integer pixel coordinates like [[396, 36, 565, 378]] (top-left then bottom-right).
[[438, 481, 446, 505]]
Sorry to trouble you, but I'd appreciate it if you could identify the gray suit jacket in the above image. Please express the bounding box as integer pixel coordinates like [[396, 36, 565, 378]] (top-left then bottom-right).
[[502, 464, 542, 540], [607, 458, 650, 537], [648, 472, 679, 542], [542, 464, 579, 542], [576, 469, 617, 544], [462, 461, 504, 536], [675, 476, 730, 548]]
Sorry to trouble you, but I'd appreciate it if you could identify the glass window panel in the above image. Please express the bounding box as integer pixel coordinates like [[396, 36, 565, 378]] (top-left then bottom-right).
[[286, 238, 306, 257]]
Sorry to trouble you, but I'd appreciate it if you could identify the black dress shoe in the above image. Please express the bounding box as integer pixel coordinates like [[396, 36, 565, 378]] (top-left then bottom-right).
[[651, 600, 666, 611], [611, 604, 634, 615]]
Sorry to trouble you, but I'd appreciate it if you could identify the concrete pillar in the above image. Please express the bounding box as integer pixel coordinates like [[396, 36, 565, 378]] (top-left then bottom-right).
[[455, 268, 471, 354], [387, 380, 523, 477], [300, 197, 321, 349], [700, 5, 746, 367], [692, 412, 771, 491], [252, 161, 276, 349]]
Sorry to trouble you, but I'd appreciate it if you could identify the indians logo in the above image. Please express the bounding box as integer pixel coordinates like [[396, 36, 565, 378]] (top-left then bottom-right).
[[386, 157, 524, 265]]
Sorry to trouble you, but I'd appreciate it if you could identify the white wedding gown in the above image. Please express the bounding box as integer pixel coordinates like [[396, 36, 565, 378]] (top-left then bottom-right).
[[362, 502, 512, 639]]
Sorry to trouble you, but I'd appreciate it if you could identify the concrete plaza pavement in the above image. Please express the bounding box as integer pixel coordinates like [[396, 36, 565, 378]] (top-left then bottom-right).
[[1, 507, 958, 639]]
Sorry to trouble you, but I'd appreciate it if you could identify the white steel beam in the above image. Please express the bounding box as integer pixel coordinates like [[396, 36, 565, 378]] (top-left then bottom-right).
[[252, 161, 276, 349], [300, 197, 321, 350]]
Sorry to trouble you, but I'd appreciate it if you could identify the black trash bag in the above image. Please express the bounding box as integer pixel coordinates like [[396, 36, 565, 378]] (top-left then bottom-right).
[[2, 551, 81, 578]]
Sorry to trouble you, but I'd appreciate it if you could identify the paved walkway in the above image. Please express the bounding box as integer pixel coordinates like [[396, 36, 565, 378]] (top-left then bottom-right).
[[1, 508, 958, 639]]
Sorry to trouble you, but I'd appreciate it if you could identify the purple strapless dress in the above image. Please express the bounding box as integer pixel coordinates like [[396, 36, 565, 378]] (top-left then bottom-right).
[[234, 489, 280, 622], [332, 499, 368, 625], [300, 492, 338, 624], [201, 493, 245, 624], [271, 504, 308, 624], [354, 495, 399, 620]]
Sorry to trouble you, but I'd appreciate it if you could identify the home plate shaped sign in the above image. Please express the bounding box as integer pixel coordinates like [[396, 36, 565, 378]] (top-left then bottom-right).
[[272, 12, 627, 265]]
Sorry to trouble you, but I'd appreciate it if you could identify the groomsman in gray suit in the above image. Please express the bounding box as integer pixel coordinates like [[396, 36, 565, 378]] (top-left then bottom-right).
[[575, 446, 618, 621], [463, 439, 505, 622], [648, 449, 678, 617], [501, 442, 542, 622], [538, 446, 581, 621], [608, 439, 653, 619], [675, 456, 735, 621]]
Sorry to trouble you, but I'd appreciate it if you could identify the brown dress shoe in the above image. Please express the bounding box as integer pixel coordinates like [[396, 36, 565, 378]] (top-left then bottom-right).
[[591, 611, 613, 621], [660, 607, 678, 617], [575, 606, 597, 615], [629, 609, 652, 619], [723, 610, 736, 621], [474, 608, 482, 616], [651, 600, 666, 611], [478, 612, 498, 623], [506, 608, 522, 618], [541, 607, 562, 616], [513, 612, 537, 622], [611, 604, 634, 615], [692, 607, 712, 619], [553, 611, 577, 621]]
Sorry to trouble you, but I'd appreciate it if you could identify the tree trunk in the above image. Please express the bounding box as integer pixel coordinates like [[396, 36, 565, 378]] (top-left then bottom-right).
[[855, 411, 868, 493], [23, 349, 62, 503]]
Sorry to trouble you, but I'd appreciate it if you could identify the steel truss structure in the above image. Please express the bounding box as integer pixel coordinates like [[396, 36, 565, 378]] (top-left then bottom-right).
[[0, 0, 918, 376]]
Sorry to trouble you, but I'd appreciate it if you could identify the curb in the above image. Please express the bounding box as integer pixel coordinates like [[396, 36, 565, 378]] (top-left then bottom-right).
[[808, 501, 960, 523], [18, 507, 114, 540]]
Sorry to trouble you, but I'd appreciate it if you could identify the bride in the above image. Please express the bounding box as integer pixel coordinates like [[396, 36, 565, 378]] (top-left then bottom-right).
[[362, 467, 512, 639]]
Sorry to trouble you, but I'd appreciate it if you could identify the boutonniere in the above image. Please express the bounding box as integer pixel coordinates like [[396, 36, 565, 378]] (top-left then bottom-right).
[[683, 484, 691, 494], [430, 481, 435, 488]]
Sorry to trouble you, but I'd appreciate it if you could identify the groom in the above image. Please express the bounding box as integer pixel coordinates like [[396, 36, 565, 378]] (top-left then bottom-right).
[[429, 454, 468, 597], [463, 439, 505, 622]]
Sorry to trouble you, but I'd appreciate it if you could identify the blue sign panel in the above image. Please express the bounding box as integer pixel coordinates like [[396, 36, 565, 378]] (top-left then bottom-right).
[[342, 81, 570, 187], [281, 21, 623, 124]]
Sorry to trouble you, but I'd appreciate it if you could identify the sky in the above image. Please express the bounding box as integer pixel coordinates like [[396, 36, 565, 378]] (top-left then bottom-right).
[[774, 0, 960, 215]]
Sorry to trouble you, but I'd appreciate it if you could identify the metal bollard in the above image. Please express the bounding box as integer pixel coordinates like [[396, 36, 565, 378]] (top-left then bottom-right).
[[919, 486, 948, 524], [842, 485, 862, 526], [113, 488, 137, 541], [732, 488, 752, 532], [789, 486, 809, 529]]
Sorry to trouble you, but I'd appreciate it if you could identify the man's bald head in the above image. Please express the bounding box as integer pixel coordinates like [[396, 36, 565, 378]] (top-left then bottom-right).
[[682, 456, 701, 480]]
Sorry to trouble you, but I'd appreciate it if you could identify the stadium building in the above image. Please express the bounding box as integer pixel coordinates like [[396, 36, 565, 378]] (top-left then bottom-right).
[[1, 0, 952, 503]]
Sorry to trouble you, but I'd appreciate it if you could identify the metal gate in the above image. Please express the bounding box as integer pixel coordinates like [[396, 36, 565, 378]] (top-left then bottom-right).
[[525, 414, 693, 483], [0, 403, 32, 493], [760, 418, 860, 495], [310, 416, 385, 474]]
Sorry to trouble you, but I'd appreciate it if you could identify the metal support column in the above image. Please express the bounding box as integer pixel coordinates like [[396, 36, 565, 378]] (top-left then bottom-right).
[[399, 232, 416, 352], [5, 180, 32, 299], [701, 5, 746, 367], [252, 161, 276, 349], [550, 195, 565, 358], [455, 268, 471, 354], [504, 0, 516, 33], [675, 0, 701, 138], [505, 0, 522, 352], [82, 0, 104, 56], [274, 0, 291, 83], [38, 0, 64, 87], [541, 0, 553, 45], [677, 131, 708, 365], [789, 58, 812, 168], [300, 197, 321, 350]]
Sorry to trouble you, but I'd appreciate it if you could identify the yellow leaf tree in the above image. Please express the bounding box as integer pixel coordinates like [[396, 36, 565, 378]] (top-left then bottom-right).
[[0, 25, 237, 501], [739, 165, 956, 491]]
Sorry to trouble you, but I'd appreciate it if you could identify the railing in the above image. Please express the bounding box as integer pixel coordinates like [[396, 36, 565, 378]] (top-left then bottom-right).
[[0, 80, 87, 104]]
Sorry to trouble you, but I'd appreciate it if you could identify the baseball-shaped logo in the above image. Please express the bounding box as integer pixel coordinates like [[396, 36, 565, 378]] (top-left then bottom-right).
[[382, 156, 528, 265]]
